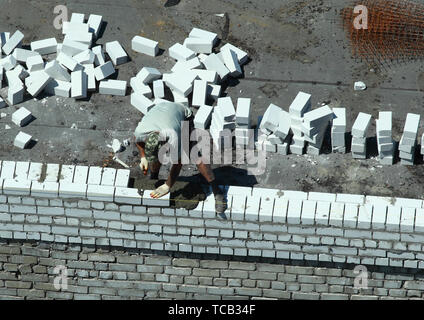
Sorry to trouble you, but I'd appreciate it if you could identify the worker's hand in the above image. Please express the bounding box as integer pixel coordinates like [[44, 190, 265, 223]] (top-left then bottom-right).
[[140, 157, 148, 175]]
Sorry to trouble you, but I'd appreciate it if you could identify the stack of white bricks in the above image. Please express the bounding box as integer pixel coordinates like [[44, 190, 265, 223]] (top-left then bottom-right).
[[331, 108, 346, 153], [129, 27, 248, 116], [376, 111, 395, 165], [351, 112, 372, 159], [0, 12, 131, 109], [289, 92, 312, 155], [256, 104, 291, 155], [399, 113, 420, 165], [210, 97, 236, 149], [234, 98, 251, 147], [302, 105, 334, 155]]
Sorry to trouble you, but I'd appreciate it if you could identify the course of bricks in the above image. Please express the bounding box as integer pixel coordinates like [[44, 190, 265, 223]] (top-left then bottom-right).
[[0, 240, 424, 300], [1, 159, 424, 299]]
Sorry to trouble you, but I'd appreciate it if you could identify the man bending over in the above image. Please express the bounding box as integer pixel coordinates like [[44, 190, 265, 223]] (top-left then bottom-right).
[[134, 101, 227, 214]]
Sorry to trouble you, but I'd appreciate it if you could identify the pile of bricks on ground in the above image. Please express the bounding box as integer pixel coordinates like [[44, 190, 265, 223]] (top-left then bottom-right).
[[254, 91, 424, 166], [130, 28, 249, 150], [0, 12, 131, 149]]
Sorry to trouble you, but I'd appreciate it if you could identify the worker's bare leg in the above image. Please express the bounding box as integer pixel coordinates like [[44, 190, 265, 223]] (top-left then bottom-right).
[[150, 160, 161, 179]]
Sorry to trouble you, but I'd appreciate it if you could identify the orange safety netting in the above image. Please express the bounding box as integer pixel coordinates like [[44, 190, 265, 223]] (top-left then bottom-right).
[[341, 0, 424, 66]]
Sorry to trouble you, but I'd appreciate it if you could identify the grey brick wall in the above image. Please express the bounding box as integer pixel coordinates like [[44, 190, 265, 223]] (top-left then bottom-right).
[[0, 240, 423, 300]]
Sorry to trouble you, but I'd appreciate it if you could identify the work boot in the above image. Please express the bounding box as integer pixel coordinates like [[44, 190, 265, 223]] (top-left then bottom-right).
[[211, 181, 227, 214]]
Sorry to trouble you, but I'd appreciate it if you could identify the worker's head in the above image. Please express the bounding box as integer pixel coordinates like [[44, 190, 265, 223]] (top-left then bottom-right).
[[144, 132, 161, 164]]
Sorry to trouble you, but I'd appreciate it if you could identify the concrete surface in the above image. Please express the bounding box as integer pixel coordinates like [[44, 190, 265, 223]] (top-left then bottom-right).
[[1, 0, 424, 199]]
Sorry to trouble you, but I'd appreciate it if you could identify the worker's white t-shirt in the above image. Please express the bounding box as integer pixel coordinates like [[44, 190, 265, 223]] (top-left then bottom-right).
[[134, 102, 192, 154]]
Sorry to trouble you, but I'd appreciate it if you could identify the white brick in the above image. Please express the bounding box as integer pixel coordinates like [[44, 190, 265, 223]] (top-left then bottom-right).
[[0, 55, 17, 71], [87, 14, 103, 38], [12, 107, 32, 127], [100, 168, 116, 186], [252, 187, 280, 199], [287, 199, 302, 224], [12, 48, 39, 64], [189, 27, 218, 44], [169, 43, 196, 61], [352, 112, 372, 137], [99, 79, 127, 96], [192, 80, 207, 107], [193, 69, 218, 83], [94, 61, 115, 81], [301, 200, 316, 225], [62, 21, 89, 35], [357, 204, 373, 229], [279, 190, 308, 200], [403, 113, 420, 139], [13, 132, 32, 149], [385, 205, 401, 231], [44, 60, 70, 82], [130, 77, 152, 97], [308, 192, 336, 202], [114, 187, 142, 205], [87, 185, 115, 202], [30, 38, 57, 55], [220, 43, 248, 65], [289, 91, 311, 117], [235, 98, 251, 126], [372, 204, 387, 229], [27, 162, 43, 181], [0, 32, 10, 48], [59, 182, 87, 198], [3, 179, 31, 195], [303, 105, 334, 127], [92, 45, 106, 66], [343, 203, 359, 229], [244, 196, 260, 221], [26, 70, 51, 97], [329, 202, 344, 227], [184, 37, 212, 54], [207, 84, 221, 100], [71, 70, 87, 99], [61, 39, 89, 56], [136, 67, 161, 84], [153, 80, 164, 99], [171, 57, 202, 73], [0, 161, 15, 179], [72, 166, 88, 184], [131, 35, 159, 57], [87, 167, 102, 185], [193, 104, 213, 129], [142, 190, 170, 207], [221, 47, 242, 77], [57, 52, 82, 72], [44, 79, 71, 97], [70, 13, 85, 23], [82, 64, 96, 91], [164, 72, 195, 97], [131, 92, 154, 114], [260, 103, 282, 132], [59, 165, 75, 182], [415, 208, 424, 233], [203, 53, 230, 80], [336, 193, 365, 204], [2, 30, 24, 55], [44, 164, 59, 182], [400, 207, 415, 232], [259, 197, 274, 222], [315, 201, 330, 225], [31, 181, 59, 198]]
